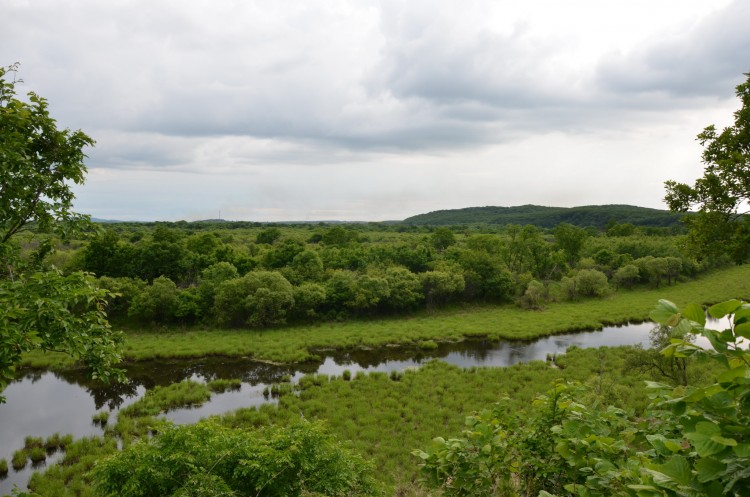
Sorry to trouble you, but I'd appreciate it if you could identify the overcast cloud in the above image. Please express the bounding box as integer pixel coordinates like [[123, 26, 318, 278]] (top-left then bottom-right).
[[2, 0, 749, 221]]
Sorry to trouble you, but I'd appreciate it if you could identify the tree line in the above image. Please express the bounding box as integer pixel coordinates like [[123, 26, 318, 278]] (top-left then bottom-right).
[[56, 220, 721, 329]]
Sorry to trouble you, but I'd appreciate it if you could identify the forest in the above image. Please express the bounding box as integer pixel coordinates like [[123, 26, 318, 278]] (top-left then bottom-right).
[[43, 217, 707, 331]]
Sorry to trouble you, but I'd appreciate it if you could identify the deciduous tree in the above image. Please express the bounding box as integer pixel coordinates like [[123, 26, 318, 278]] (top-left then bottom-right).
[[0, 64, 123, 401], [665, 72, 750, 263]]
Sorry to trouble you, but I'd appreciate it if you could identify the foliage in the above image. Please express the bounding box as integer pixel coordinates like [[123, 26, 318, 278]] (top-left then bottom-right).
[[17, 263, 745, 369], [0, 65, 123, 401], [44, 211, 711, 330], [430, 227, 457, 251], [404, 205, 684, 229], [92, 419, 381, 497], [561, 269, 610, 300], [414, 298, 750, 496], [214, 270, 295, 327], [0, 64, 92, 244], [665, 72, 750, 263]]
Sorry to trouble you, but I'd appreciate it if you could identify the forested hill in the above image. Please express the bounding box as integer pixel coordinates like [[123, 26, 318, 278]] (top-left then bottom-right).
[[403, 204, 685, 228]]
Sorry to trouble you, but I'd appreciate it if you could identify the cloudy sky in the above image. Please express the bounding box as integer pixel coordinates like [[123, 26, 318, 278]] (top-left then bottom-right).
[[2, 0, 749, 221]]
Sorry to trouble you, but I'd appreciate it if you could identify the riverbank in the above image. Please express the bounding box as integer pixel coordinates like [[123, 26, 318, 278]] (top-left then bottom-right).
[[21, 264, 750, 369]]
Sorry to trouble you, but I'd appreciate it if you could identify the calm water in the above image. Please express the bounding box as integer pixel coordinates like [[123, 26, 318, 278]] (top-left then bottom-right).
[[0, 319, 718, 494]]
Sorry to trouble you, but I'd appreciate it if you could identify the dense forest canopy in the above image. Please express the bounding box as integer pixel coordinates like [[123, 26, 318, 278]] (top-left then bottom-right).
[[403, 204, 686, 228]]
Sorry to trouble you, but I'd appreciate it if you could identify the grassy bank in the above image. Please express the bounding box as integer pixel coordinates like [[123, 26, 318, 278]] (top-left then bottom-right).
[[22, 264, 750, 369]]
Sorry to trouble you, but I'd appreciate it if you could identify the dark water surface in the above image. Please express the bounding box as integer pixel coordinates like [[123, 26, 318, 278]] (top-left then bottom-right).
[[0, 319, 713, 494]]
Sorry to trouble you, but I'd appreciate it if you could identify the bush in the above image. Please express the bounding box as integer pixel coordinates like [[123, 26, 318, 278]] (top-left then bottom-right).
[[93, 420, 381, 497], [415, 299, 750, 497]]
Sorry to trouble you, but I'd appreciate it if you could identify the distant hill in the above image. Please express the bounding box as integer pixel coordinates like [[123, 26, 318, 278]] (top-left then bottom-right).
[[402, 204, 685, 229]]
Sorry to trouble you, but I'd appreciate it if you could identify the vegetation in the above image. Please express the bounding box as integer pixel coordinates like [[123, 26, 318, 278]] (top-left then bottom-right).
[[666, 72, 750, 263], [20, 344, 656, 495], [415, 299, 750, 496], [32, 205, 706, 333], [403, 204, 684, 228], [0, 64, 123, 402], [18, 263, 747, 369], [92, 420, 381, 497]]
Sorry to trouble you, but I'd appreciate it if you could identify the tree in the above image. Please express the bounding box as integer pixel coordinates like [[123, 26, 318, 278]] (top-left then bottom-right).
[[128, 276, 180, 324], [0, 64, 123, 401], [214, 270, 295, 327], [554, 222, 588, 266], [93, 419, 381, 497], [255, 227, 282, 245], [665, 72, 750, 263], [430, 227, 456, 252]]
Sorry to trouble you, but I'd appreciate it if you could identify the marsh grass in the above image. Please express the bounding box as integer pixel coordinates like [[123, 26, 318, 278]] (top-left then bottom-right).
[[207, 378, 242, 393], [28, 447, 46, 465], [118, 381, 212, 418], [11, 450, 26, 471], [219, 345, 716, 494], [92, 411, 110, 426], [0, 458, 7, 476]]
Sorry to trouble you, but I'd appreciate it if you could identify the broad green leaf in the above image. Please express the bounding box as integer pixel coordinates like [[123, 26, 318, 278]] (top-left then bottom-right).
[[717, 366, 748, 383], [710, 435, 737, 447], [734, 305, 750, 325], [685, 423, 728, 457], [647, 455, 693, 487], [644, 381, 671, 390], [674, 318, 699, 337], [733, 443, 750, 457], [650, 300, 680, 326], [695, 457, 726, 483], [708, 299, 743, 319], [682, 303, 706, 326], [735, 322, 750, 339]]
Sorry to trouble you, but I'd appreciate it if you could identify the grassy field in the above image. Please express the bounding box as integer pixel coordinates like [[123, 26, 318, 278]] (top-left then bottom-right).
[[21, 264, 750, 369]]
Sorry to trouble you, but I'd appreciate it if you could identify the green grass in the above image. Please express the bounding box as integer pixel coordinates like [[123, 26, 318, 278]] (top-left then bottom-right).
[[92, 411, 110, 426], [23, 343, 719, 496], [207, 378, 242, 393], [219, 346, 671, 494], [11, 449, 26, 471], [19, 264, 750, 369]]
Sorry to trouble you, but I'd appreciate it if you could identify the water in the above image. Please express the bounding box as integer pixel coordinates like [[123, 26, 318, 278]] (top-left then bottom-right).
[[0, 318, 723, 494]]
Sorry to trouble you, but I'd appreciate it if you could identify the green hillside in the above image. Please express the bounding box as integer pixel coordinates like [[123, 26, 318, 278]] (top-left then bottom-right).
[[403, 204, 685, 228]]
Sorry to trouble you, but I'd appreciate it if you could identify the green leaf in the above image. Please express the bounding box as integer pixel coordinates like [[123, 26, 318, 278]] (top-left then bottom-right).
[[717, 366, 747, 383], [733, 443, 750, 457], [682, 303, 706, 326], [650, 300, 680, 326], [647, 455, 693, 488], [708, 299, 743, 319], [695, 457, 726, 483], [685, 423, 730, 457], [735, 322, 750, 339], [734, 305, 750, 325]]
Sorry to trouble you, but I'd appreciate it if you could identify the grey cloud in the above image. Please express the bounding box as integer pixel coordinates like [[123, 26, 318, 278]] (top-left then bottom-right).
[[596, 1, 750, 99]]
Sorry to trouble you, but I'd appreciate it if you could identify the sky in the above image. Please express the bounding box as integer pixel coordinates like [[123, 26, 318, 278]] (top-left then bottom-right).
[[2, 0, 749, 222]]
